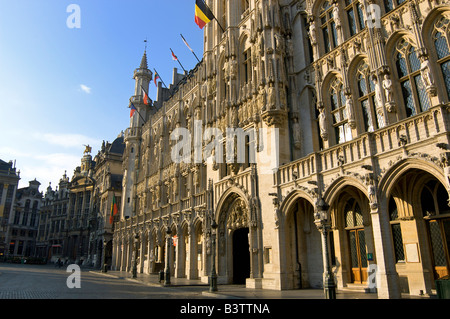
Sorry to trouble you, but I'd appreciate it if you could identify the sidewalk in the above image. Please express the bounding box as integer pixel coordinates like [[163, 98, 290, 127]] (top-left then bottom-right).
[[88, 269, 421, 299]]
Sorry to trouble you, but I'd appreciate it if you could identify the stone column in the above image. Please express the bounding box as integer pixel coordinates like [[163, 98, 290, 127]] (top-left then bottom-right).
[[139, 233, 144, 273], [370, 198, 401, 298]]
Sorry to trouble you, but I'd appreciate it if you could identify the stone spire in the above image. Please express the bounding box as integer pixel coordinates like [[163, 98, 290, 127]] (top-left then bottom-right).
[[139, 50, 148, 69]]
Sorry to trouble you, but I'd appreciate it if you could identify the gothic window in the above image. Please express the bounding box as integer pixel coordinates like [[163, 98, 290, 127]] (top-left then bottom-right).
[[394, 39, 430, 117], [389, 197, 405, 263], [329, 77, 352, 144], [384, 0, 405, 13], [320, 0, 338, 53], [242, 48, 252, 84], [344, 198, 364, 228], [356, 61, 380, 132], [421, 180, 450, 278], [345, 0, 365, 37], [433, 16, 450, 100]]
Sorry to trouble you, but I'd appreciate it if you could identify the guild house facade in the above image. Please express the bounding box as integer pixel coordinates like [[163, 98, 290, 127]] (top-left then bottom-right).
[[112, 0, 450, 298]]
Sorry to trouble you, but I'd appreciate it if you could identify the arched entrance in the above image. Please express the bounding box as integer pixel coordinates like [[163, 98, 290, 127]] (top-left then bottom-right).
[[283, 196, 323, 289], [387, 167, 450, 292], [232, 227, 250, 284], [420, 178, 450, 279], [217, 192, 254, 285], [329, 184, 375, 287]]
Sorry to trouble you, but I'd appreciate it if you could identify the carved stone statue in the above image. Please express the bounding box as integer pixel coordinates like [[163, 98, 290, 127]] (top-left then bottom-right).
[[318, 109, 328, 140], [345, 96, 355, 127], [382, 74, 393, 102], [420, 59, 434, 88], [333, 5, 341, 28], [373, 75, 383, 108], [292, 117, 302, 149], [309, 22, 316, 45]]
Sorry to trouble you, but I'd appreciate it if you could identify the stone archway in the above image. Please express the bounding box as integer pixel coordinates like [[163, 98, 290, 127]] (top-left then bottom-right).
[[216, 192, 255, 285], [282, 197, 322, 289]]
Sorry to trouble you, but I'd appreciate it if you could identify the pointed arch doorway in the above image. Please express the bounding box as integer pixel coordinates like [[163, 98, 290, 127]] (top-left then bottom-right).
[[217, 192, 255, 285], [232, 227, 250, 284]]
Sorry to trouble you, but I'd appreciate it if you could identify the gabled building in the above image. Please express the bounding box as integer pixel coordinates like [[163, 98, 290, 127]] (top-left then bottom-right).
[[0, 159, 20, 259], [89, 134, 125, 269], [36, 172, 70, 262], [8, 179, 42, 258], [65, 147, 96, 265]]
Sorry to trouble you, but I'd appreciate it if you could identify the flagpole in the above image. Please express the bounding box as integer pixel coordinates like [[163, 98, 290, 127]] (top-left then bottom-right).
[[130, 103, 146, 124], [181, 34, 200, 63], [202, 0, 225, 32], [154, 68, 168, 89], [170, 48, 187, 73]]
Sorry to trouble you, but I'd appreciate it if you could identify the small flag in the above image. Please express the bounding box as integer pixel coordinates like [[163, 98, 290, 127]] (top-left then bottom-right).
[[195, 0, 215, 29], [154, 72, 160, 87], [181, 34, 194, 53], [171, 49, 178, 61], [109, 195, 118, 224], [141, 86, 150, 105], [130, 103, 137, 118]]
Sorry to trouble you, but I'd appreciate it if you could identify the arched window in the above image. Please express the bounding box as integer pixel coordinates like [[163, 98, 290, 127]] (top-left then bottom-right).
[[433, 16, 450, 99], [320, 0, 338, 53], [394, 39, 431, 117], [384, 0, 406, 13], [345, 0, 365, 36], [356, 61, 379, 132], [329, 77, 352, 144], [345, 198, 364, 228], [389, 197, 405, 263]]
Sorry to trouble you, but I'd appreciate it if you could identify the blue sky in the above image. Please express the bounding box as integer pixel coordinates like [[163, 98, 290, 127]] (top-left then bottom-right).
[[0, 0, 204, 189]]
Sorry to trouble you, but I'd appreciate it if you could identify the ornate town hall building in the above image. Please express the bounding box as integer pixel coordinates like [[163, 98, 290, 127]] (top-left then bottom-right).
[[112, 0, 450, 298]]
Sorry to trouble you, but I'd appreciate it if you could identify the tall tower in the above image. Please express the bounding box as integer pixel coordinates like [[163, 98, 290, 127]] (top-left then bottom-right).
[[122, 50, 152, 219], [131, 50, 153, 128]]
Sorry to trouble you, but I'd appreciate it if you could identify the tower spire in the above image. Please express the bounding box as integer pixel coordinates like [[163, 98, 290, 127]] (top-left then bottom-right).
[[140, 40, 148, 70]]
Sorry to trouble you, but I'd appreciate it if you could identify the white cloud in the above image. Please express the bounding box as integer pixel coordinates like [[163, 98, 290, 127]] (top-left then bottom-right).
[[1, 132, 102, 189], [32, 132, 102, 149], [80, 84, 92, 94], [1, 149, 80, 189]]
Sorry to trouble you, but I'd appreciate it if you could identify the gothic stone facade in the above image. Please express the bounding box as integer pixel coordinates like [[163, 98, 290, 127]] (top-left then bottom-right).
[[112, 0, 450, 298]]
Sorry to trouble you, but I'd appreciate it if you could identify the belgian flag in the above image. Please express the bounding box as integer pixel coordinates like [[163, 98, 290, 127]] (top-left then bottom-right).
[[109, 195, 118, 224], [195, 0, 215, 29]]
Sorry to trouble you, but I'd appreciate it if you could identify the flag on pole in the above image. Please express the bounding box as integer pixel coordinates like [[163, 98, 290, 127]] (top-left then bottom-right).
[[181, 34, 194, 53], [171, 49, 178, 61], [109, 195, 118, 224], [141, 85, 150, 105], [130, 103, 137, 118], [181, 33, 201, 63], [154, 71, 160, 87], [195, 0, 215, 29]]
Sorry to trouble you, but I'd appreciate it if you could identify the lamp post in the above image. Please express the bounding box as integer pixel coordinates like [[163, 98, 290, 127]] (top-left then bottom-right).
[[132, 233, 139, 278], [164, 227, 172, 286], [102, 238, 107, 273], [209, 220, 218, 292], [314, 198, 336, 299]]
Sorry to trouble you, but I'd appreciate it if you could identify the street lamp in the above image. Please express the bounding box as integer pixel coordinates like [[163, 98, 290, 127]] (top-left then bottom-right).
[[102, 238, 107, 273], [314, 198, 336, 299], [209, 220, 218, 292], [132, 233, 139, 278], [164, 227, 172, 286]]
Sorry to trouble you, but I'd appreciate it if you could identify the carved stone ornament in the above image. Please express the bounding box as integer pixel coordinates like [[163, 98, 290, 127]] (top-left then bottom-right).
[[227, 198, 249, 230]]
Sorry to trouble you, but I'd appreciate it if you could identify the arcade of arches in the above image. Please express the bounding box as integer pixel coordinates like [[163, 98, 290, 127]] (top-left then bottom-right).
[[112, 166, 450, 297]]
